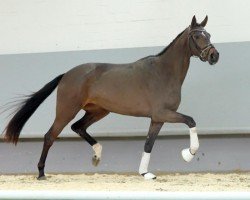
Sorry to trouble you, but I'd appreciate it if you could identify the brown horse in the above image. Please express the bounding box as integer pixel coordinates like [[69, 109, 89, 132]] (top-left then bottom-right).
[[3, 16, 219, 180]]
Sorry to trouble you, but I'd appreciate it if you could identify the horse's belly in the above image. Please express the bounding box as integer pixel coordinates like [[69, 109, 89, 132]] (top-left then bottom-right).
[[87, 89, 151, 117], [107, 103, 150, 117], [92, 97, 150, 117], [86, 66, 151, 117]]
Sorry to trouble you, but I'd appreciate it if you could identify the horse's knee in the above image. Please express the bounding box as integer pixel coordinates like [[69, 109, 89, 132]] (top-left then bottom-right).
[[71, 121, 87, 133], [71, 122, 84, 133], [185, 116, 196, 128]]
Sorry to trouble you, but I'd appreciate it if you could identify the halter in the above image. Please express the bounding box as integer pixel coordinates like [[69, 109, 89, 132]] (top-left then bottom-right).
[[188, 28, 214, 61]]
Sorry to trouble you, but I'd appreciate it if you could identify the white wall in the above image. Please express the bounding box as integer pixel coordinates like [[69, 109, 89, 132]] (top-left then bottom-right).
[[0, 0, 249, 54], [0, 0, 250, 138]]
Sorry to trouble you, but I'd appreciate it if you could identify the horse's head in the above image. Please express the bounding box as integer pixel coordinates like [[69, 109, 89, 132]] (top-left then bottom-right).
[[188, 15, 219, 65]]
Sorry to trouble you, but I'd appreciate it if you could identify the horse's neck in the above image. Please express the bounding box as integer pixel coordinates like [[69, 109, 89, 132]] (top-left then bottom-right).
[[158, 29, 191, 85]]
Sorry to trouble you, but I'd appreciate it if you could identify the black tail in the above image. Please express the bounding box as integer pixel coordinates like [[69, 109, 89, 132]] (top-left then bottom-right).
[[3, 74, 64, 145]]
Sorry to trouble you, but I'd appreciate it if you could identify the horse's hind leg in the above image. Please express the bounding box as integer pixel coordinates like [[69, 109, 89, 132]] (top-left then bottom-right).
[[71, 107, 109, 166], [37, 101, 81, 180]]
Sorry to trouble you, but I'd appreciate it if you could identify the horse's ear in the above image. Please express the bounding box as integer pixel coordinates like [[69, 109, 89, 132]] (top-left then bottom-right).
[[191, 15, 197, 28], [200, 15, 208, 27]]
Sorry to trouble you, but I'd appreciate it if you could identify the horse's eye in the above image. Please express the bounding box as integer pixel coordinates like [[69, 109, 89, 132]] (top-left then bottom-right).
[[194, 35, 200, 40]]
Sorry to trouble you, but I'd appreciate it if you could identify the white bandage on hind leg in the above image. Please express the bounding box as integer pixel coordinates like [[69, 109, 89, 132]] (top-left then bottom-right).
[[181, 127, 199, 162], [92, 143, 102, 159]]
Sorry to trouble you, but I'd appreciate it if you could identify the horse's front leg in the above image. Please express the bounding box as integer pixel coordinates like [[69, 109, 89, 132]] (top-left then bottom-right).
[[152, 109, 199, 162], [139, 121, 163, 180]]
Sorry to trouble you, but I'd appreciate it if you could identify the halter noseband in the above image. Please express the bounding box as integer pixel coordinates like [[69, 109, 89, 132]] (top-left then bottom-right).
[[188, 28, 214, 61]]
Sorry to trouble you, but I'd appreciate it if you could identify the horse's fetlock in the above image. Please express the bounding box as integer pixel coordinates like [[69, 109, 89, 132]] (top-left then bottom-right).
[[190, 143, 199, 153], [92, 143, 102, 157], [37, 163, 45, 169]]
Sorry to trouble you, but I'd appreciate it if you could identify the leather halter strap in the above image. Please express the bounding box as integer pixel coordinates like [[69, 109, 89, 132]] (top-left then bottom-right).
[[188, 28, 214, 61]]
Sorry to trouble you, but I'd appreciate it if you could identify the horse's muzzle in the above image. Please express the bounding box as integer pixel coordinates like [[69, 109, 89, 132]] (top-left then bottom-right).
[[208, 48, 219, 65]]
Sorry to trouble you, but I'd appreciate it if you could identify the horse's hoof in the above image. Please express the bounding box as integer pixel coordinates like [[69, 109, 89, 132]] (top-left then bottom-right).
[[141, 172, 156, 180], [37, 175, 46, 180], [181, 148, 194, 162], [92, 155, 100, 166]]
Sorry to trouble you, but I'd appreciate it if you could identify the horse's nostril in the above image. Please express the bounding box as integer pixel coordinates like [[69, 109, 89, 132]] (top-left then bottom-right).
[[211, 53, 218, 61], [210, 53, 215, 60], [209, 52, 219, 64]]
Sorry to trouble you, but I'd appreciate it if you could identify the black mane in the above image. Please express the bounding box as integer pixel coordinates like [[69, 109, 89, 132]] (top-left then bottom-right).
[[139, 29, 186, 61], [156, 29, 185, 56]]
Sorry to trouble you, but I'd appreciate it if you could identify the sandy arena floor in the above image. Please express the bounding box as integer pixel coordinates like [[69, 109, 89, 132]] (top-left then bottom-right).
[[0, 173, 250, 191]]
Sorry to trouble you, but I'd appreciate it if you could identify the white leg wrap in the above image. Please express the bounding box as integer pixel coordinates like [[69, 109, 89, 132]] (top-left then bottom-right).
[[189, 127, 199, 154], [181, 127, 199, 162], [139, 152, 150, 174], [139, 152, 156, 180], [92, 143, 102, 159]]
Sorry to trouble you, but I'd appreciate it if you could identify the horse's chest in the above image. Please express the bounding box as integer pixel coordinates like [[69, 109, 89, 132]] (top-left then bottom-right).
[[156, 89, 181, 111]]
